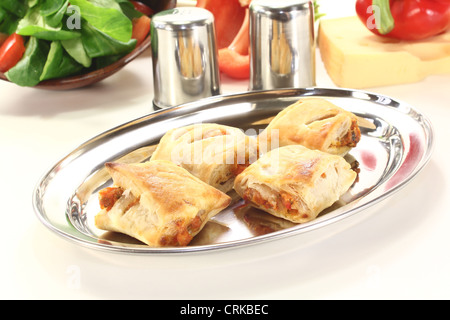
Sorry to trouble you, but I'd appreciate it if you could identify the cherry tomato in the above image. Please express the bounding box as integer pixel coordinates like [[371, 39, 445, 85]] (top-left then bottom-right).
[[132, 15, 151, 46], [130, 1, 155, 16], [0, 33, 26, 73]]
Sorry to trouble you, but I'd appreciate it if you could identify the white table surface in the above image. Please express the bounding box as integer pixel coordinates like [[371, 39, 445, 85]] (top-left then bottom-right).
[[2, 0, 449, 300]]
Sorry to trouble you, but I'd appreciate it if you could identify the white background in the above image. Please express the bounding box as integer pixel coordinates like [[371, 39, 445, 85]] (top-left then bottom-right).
[[1, 0, 449, 299]]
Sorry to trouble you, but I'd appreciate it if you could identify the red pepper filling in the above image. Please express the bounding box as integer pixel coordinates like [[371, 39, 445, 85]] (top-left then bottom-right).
[[243, 188, 299, 215], [98, 187, 124, 211]]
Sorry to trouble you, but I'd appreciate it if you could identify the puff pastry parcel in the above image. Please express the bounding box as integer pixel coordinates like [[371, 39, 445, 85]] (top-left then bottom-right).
[[95, 160, 231, 247], [259, 98, 361, 156], [150, 123, 258, 193], [233, 145, 357, 223]]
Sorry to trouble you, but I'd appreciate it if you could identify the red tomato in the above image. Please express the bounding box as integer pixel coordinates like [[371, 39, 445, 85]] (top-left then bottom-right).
[[130, 1, 155, 16], [0, 33, 26, 73], [132, 15, 151, 47]]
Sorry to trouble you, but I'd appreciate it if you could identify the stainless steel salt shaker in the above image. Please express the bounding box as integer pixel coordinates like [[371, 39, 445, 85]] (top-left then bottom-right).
[[151, 7, 221, 109], [249, 0, 316, 91]]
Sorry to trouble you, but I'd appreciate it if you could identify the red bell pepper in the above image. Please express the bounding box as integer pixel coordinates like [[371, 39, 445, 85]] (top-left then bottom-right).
[[356, 0, 450, 41], [197, 0, 251, 79], [218, 9, 250, 79], [197, 0, 247, 49]]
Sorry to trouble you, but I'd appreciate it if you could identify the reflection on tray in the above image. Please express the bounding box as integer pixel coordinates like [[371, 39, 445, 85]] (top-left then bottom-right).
[[99, 231, 147, 246], [94, 181, 355, 247], [97, 221, 232, 248], [234, 199, 349, 237], [189, 221, 231, 246], [236, 204, 297, 236]]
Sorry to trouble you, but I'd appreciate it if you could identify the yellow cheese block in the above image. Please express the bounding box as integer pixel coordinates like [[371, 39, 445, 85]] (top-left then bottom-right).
[[318, 16, 450, 88]]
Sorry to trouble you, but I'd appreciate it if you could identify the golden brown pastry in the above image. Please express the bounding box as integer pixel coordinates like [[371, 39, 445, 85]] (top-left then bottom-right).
[[150, 123, 258, 193], [258, 98, 361, 156], [233, 145, 357, 224], [95, 160, 231, 247]]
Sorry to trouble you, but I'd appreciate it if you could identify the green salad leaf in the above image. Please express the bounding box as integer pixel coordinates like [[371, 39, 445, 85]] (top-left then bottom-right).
[[81, 20, 136, 58], [0, 0, 28, 19], [0, 2, 22, 34], [40, 0, 67, 17], [5, 37, 50, 87], [115, 0, 144, 20], [0, 8, 5, 25], [61, 37, 92, 68], [17, 4, 81, 40], [1, 0, 148, 87], [40, 41, 84, 81], [43, 0, 70, 28], [69, 0, 133, 43]]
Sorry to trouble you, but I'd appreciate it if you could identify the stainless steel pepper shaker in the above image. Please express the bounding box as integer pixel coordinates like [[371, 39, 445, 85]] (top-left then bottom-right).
[[249, 0, 316, 91], [151, 7, 221, 109]]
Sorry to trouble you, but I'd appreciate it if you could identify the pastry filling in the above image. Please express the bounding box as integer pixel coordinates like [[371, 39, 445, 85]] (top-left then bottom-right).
[[334, 119, 361, 148], [98, 186, 205, 247], [99, 187, 124, 211], [243, 187, 309, 219], [98, 186, 141, 213]]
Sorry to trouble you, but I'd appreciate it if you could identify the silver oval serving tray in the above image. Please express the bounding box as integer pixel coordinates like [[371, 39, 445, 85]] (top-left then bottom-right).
[[33, 88, 434, 255]]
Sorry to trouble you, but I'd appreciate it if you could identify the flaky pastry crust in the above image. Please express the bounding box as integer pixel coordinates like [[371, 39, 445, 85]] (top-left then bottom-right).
[[234, 145, 357, 223], [95, 160, 231, 247], [150, 123, 258, 193], [258, 98, 361, 156]]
